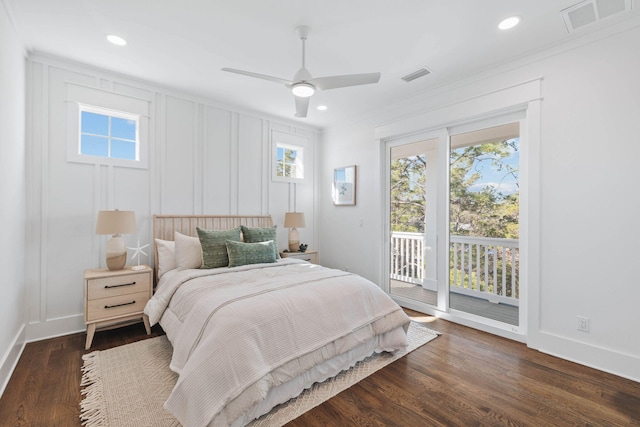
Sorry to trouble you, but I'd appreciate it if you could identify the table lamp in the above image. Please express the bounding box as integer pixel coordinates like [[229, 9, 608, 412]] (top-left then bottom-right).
[[284, 212, 306, 252], [95, 210, 137, 270]]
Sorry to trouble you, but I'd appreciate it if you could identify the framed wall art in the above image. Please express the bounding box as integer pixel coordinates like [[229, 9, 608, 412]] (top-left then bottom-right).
[[333, 165, 357, 206]]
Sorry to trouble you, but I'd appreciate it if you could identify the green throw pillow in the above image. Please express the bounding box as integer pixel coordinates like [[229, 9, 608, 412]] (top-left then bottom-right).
[[197, 227, 241, 268], [225, 240, 277, 268], [241, 225, 279, 258]]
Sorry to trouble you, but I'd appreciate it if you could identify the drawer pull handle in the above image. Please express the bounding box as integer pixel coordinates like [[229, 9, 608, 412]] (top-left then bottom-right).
[[105, 281, 136, 289], [104, 300, 136, 309]]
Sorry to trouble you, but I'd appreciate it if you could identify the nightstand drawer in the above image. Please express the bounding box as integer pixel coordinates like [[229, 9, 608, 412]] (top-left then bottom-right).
[[87, 273, 151, 300], [289, 253, 314, 262], [279, 250, 318, 264], [86, 291, 149, 322]]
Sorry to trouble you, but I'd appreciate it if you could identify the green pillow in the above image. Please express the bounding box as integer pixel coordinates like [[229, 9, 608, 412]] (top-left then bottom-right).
[[225, 240, 277, 268], [197, 227, 241, 268], [241, 225, 279, 258]]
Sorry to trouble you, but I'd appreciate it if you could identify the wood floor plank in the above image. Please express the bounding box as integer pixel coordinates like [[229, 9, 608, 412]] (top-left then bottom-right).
[[0, 311, 639, 426], [3, 339, 53, 426]]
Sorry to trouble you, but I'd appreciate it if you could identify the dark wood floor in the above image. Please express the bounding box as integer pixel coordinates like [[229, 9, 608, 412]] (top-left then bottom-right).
[[1, 311, 639, 427]]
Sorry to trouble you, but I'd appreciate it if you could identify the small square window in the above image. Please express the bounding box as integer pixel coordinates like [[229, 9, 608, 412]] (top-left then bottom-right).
[[273, 142, 304, 181], [271, 130, 309, 183], [276, 146, 300, 178], [79, 106, 139, 161], [66, 83, 149, 169]]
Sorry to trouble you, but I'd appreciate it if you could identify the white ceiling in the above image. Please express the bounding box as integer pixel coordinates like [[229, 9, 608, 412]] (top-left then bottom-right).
[[5, 0, 638, 129]]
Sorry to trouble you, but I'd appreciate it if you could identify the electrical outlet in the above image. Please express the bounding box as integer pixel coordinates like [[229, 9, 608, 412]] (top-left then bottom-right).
[[577, 316, 590, 332]]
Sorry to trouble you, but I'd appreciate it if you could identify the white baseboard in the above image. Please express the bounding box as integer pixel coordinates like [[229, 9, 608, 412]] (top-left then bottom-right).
[[535, 331, 640, 383], [0, 324, 26, 398], [25, 313, 85, 342]]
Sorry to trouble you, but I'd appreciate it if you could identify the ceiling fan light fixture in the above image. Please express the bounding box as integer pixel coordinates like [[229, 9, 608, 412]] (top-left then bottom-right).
[[223, 26, 380, 118], [292, 82, 315, 97]]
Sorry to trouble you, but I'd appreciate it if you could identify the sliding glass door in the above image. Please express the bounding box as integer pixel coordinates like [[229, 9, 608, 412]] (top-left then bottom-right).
[[448, 122, 521, 326], [388, 137, 440, 308], [384, 113, 526, 336]]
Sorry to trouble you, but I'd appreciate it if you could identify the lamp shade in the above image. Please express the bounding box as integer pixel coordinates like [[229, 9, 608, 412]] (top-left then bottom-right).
[[284, 212, 306, 228], [95, 210, 137, 235]]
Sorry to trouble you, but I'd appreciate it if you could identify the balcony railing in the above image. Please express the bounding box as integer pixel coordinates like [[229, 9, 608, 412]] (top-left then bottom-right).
[[391, 232, 519, 306], [390, 232, 425, 285], [450, 235, 519, 306]]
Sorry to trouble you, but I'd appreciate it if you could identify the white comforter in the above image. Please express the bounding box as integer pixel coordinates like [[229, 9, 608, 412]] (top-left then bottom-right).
[[145, 258, 410, 427]]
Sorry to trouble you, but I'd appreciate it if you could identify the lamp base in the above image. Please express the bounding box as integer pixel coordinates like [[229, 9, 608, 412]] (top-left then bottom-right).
[[288, 227, 300, 252], [106, 252, 127, 270], [288, 240, 300, 252], [105, 235, 127, 270]]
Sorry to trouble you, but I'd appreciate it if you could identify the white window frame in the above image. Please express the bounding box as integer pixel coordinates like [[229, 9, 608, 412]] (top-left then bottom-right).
[[271, 130, 308, 183], [66, 83, 149, 169]]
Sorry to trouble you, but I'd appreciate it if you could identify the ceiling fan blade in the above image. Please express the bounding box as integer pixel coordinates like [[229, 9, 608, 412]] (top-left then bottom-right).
[[221, 68, 292, 86], [295, 96, 310, 118], [310, 72, 381, 91]]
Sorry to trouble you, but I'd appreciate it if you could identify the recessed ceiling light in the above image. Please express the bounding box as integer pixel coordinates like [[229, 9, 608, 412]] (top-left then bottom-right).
[[317, 105, 327, 111], [498, 16, 520, 30], [106, 34, 127, 46]]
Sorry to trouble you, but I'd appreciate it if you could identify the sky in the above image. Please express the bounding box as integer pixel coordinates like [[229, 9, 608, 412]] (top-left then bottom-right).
[[463, 138, 520, 196], [80, 111, 137, 159]]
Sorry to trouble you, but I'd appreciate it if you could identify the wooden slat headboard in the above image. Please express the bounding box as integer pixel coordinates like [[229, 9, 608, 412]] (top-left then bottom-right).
[[152, 214, 274, 280], [153, 214, 273, 240]]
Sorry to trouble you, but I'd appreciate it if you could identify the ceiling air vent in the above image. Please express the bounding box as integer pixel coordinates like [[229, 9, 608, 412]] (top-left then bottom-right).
[[401, 68, 431, 82], [561, 0, 632, 33]]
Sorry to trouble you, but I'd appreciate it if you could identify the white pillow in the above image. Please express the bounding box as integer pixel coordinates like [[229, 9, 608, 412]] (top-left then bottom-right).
[[155, 238, 176, 279], [175, 232, 202, 270]]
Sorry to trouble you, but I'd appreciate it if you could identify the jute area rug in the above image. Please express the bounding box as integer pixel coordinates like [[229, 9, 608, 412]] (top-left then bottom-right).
[[80, 322, 439, 426]]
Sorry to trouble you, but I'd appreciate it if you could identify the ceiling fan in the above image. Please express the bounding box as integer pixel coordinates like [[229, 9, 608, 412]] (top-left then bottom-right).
[[222, 26, 381, 118]]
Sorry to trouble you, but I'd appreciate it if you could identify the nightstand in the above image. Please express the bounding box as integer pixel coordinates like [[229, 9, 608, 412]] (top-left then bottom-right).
[[279, 250, 318, 264], [84, 265, 153, 350]]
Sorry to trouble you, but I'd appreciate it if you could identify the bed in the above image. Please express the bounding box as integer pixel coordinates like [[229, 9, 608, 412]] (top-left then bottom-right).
[[144, 214, 411, 427]]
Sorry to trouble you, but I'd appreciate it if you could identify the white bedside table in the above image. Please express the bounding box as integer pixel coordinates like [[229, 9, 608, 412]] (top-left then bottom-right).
[[279, 250, 318, 264], [84, 265, 153, 349]]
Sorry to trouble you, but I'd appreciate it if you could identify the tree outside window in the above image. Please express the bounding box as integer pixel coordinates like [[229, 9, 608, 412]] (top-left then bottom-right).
[[274, 142, 304, 181], [450, 138, 519, 239]]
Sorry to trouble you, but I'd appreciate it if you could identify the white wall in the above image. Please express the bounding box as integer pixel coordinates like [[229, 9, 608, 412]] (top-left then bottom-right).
[[319, 22, 640, 381], [0, 2, 27, 395], [24, 54, 320, 342], [319, 124, 381, 282]]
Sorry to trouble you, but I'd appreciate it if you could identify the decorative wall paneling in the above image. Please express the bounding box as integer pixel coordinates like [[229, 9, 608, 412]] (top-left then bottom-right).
[[24, 54, 320, 343]]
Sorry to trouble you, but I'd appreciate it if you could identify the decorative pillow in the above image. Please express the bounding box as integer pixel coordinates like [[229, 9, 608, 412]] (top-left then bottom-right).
[[225, 240, 277, 268], [155, 238, 176, 278], [197, 227, 242, 268], [174, 232, 202, 270], [240, 225, 279, 258]]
